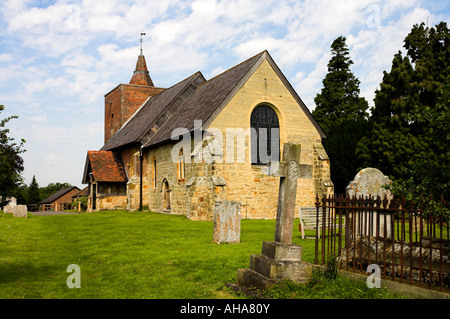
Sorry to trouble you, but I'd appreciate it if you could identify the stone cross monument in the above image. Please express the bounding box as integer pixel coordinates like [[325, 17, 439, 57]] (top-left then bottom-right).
[[268, 143, 312, 244], [236, 143, 313, 290]]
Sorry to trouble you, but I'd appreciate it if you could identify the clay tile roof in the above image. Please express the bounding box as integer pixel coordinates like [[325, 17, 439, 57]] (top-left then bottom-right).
[[129, 53, 154, 86], [83, 151, 127, 183]]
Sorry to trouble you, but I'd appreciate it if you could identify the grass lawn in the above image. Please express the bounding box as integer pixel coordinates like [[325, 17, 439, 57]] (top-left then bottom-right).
[[0, 210, 405, 299]]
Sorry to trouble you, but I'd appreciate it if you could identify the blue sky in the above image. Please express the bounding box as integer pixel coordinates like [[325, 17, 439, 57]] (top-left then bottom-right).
[[0, 0, 449, 189]]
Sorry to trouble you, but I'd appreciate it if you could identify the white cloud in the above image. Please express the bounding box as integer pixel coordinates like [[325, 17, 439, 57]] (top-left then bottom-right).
[[209, 66, 226, 78], [292, 52, 330, 110], [0, 53, 13, 62], [1, 0, 448, 187]]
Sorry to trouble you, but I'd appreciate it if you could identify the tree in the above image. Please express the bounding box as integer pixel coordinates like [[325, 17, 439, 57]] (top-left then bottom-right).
[[27, 175, 41, 205], [357, 22, 450, 201], [0, 105, 26, 206], [312, 36, 369, 194], [39, 182, 73, 201]]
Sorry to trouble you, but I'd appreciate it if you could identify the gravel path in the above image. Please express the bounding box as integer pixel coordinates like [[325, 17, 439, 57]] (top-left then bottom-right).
[[30, 211, 82, 216]]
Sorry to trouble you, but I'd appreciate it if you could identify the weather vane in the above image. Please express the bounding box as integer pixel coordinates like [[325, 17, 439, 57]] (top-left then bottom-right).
[[140, 32, 146, 55]]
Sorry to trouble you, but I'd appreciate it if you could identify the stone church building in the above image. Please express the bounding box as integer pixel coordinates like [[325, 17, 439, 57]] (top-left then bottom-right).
[[82, 49, 333, 220]]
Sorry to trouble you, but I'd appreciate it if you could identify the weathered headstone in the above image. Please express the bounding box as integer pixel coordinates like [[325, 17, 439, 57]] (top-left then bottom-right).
[[3, 196, 17, 213], [3, 205, 13, 214], [13, 205, 28, 218], [213, 200, 241, 244], [8, 196, 17, 207], [347, 168, 393, 238], [237, 143, 313, 290], [346, 167, 392, 199]]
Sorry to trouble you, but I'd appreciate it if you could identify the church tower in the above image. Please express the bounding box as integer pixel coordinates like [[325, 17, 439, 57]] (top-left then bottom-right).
[[104, 35, 165, 143]]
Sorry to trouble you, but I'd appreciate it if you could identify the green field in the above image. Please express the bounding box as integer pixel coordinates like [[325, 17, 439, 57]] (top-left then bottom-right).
[[0, 210, 403, 299]]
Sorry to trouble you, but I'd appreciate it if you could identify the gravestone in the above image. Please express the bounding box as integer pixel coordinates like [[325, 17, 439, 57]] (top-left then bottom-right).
[[3, 196, 17, 213], [237, 143, 313, 290], [213, 200, 241, 244], [346, 167, 392, 199], [8, 196, 17, 207], [13, 205, 28, 218], [346, 168, 393, 238], [3, 205, 13, 214], [3, 197, 16, 213]]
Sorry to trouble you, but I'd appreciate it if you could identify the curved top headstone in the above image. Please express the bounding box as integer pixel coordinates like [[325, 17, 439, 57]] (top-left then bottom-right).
[[346, 168, 392, 199]]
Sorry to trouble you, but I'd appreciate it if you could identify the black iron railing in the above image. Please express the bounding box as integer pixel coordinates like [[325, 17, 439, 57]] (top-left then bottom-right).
[[314, 194, 449, 291]]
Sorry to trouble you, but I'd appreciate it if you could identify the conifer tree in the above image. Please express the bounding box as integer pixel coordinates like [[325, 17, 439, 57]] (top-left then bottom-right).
[[27, 175, 41, 205], [312, 36, 369, 194], [357, 22, 450, 200]]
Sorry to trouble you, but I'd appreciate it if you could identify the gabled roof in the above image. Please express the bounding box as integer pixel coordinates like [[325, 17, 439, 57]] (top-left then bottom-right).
[[102, 71, 206, 151], [101, 50, 326, 152], [72, 186, 89, 198], [41, 186, 80, 204], [82, 151, 127, 184], [143, 51, 266, 148], [142, 50, 326, 148]]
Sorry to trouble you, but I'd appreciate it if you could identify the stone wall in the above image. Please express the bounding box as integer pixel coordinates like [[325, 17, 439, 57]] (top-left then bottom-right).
[[123, 58, 333, 220], [203, 59, 333, 218], [138, 143, 189, 215], [97, 195, 127, 210]]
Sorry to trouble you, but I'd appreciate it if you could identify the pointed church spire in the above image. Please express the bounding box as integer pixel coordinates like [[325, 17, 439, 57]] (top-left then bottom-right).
[[129, 33, 154, 86]]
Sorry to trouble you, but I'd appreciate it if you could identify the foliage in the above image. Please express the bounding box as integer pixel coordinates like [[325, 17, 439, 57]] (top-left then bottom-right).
[[27, 175, 41, 205], [312, 36, 369, 193], [357, 22, 450, 204], [261, 271, 402, 299], [324, 255, 338, 280], [0, 105, 26, 206], [323, 119, 371, 194], [39, 182, 73, 202], [313, 36, 369, 132], [68, 196, 88, 211]]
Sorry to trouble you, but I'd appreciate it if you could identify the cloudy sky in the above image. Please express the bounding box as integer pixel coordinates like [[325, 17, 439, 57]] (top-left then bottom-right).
[[0, 0, 449, 189]]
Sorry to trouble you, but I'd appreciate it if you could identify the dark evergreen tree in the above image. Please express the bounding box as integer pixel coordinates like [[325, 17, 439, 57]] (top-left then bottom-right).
[[27, 175, 41, 205], [357, 22, 450, 200], [312, 36, 369, 194]]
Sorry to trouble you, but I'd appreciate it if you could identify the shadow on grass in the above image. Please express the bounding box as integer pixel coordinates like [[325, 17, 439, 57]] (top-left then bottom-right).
[[0, 262, 61, 284]]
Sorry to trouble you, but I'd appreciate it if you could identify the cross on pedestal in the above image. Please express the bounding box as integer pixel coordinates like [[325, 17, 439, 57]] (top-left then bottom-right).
[[236, 143, 314, 290], [268, 143, 312, 244]]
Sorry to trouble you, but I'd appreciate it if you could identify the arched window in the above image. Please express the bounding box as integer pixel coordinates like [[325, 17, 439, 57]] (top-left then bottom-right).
[[250, 105, 280, 165]]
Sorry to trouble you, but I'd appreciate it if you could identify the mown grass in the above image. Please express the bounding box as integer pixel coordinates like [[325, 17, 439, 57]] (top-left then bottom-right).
[[257, 271, 403, 299], [0, 210, 405, 299]]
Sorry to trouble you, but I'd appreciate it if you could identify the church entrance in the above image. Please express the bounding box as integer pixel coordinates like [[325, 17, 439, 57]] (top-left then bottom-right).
[[92, 183, 97, 210], [162, 180, 171, 211]]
